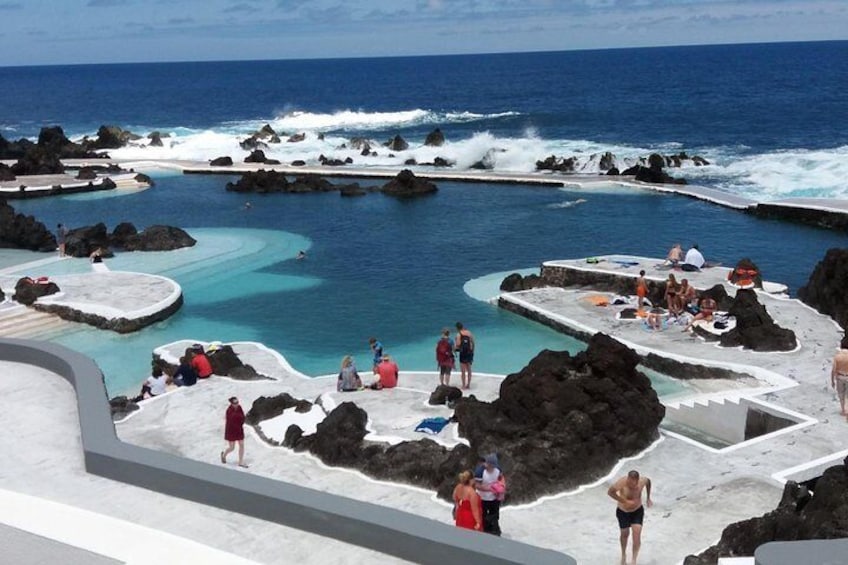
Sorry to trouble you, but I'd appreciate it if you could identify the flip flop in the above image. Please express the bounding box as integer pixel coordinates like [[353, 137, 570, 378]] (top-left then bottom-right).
[[220, 451, 226, 464], [238, 463, 249, 468]]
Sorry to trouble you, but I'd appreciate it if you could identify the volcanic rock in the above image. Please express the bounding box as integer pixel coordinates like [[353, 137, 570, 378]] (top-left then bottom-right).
[[226, 169, 289, 192], [109, 396, 139, 421], [453, 333, 665, 503], [631, 153, 687, 184], [13, 276, 60, 306], [210, 156, 233, 166], [727, 258, 763, 289], [798, 248, 848, 330], [244, 149, 269, 163], [76, 167, 98, 180], [383, 135, 409, 151], [381, 169, 437, 197], [287, 133, 305, 143], [147, 131, 164, 147], [0, 200, 56, 251], [120, 225, 197, 252], [110, 222, 138, 247], [684, 463, 848, 564], [719, 288, 796, 351], [89, 125, 142, 149], [536, 155, 576, 172], [428, 385, 462, 406], [339, 185, 367, 197], [0, 163, 14, 181], [598, 151, 615, 171], [245, 393, 312, 425], [64, 223, 110, 257], [424, 128, 445, 147], [500, 272, 543, 292], [291, 160, 306, 167], [606, 167, 620, 175], [11, 146, 64, 176]]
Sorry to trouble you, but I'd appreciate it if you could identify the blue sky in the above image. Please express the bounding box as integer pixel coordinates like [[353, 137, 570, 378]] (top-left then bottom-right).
[[0, 0, 846, 66]]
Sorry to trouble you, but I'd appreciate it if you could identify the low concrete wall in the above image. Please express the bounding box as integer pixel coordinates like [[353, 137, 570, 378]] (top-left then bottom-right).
[[0, 338, 573, 565], [755, 539, 848, 564]]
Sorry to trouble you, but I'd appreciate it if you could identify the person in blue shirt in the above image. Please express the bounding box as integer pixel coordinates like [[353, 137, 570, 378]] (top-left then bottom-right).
[[369, 337, 383, 374]]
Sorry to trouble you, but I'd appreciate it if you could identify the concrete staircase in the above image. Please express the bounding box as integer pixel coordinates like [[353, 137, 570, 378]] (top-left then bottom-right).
[[0, 306, 71, 339]]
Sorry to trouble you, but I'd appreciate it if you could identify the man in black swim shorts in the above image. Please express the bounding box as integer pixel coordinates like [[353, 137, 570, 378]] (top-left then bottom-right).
[[608, 470, 653, 565]]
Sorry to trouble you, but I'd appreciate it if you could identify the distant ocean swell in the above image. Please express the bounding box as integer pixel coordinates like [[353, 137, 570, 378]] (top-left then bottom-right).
[[11, 107, 848, 201]]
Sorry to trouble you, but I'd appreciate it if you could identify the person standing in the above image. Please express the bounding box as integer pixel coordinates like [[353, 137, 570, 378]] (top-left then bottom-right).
[[452, 470, 483, 531], [56, 223, 68, 257], [368, 337, 383, 374], [475, 453, 504, 536], [436, 328, 455, 386], [608, 470, 653, 565], [221, 396, 248, 468], [635, 270, 648, 312], [455, 322, 475, 389], [831, 346, 848, 417]]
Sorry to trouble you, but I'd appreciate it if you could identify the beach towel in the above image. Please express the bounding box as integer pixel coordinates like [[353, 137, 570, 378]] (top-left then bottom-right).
[[611, 260, 640, 267], [415, 417, 450, 435], [583, 294, 610, 307]]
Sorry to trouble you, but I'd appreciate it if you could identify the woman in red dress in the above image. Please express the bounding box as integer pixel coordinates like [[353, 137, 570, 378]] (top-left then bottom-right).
[[452, 470, 482, 531], [221, 396, 248, 468]]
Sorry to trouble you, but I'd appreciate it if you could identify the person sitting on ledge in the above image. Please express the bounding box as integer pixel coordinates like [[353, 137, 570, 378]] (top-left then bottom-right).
[[682, 244, 705, 272], [171, 354, 198, 387], [89, 247, 105, 263], [190, 344, 213, 379], [676, 278, 696, 315], [665, 243, 683, 266], [369, 354, 399, 390], [647, 307, 665, 331], [131, 365, 168, 402], [337, 355, 362, 392], [683, 294, 717, 332]]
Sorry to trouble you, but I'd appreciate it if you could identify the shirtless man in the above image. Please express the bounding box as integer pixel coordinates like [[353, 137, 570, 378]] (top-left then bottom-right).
[[608, 470, 653, 565], [831, 346, 848, 417]]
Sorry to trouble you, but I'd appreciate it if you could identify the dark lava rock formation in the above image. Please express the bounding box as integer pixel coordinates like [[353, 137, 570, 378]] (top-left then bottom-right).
[[684, 461, 848, 564], [155, 345, 268, 380], [383, 135, 409, 151], [64, 223, 196, 257], [225, 170, 373, 195], [727, 258, 763, 289], [85, 125, 142, 150], [500, 272, 544, 292], [718, 288, 796, 351], [109, 396, 139, 421], [210, 156, 233, 166], [266, 333, 664, 505], [623, 153, 687, 185], [13, 276, 60, 306], [798, 248, 848, 330], [428, 385, 462, 406], [0, 199, 57, 251], [381, 169, 437, 197], [424, 128, 446, 146]]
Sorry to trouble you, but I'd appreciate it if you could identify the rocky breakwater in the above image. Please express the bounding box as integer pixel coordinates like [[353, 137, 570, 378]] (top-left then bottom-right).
[[250, 333, 664, 504], [63, 222, 196, 258], [0, 199, 56, 251], [536, 151, 705, 182], [798, 248, 848, 331], [684, 460, 848, 564], [225, 169, 436, 198]]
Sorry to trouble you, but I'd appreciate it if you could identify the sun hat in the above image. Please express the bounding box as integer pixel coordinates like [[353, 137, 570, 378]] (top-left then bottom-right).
[[485, 453, 499, 467]]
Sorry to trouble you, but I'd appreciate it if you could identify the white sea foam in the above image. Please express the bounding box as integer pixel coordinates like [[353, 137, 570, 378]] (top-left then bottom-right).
[[681, 145, 848, 200], [77, 108, 848, 201], [548, 198, 587, 209]]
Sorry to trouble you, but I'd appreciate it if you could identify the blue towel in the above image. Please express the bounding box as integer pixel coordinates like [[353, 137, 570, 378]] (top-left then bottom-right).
[[415, 417, 450, 435]]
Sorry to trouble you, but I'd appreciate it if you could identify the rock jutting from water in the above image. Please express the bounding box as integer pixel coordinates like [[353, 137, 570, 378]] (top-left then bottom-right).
[[64, 222, 196, 258], [225, 170, 376, 195], [251, 333, 664, 505], [0, 199, 57, 251]]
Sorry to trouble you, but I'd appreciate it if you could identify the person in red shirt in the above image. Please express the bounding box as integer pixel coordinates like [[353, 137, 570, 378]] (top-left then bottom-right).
[[221, 396, 248, 468], [189, 345, 213, 379], [370, 354, 399, 389]]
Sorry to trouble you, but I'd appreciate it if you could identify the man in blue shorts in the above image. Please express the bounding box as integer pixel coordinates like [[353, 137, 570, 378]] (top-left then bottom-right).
[[608, 470, 653, 565]]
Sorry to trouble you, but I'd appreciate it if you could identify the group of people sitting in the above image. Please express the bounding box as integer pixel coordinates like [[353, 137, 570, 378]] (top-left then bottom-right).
[[337, 353, 399, 392], [131, 343, 216, 402], [666, 243, 705, 271], [636, 270, 718, 333]]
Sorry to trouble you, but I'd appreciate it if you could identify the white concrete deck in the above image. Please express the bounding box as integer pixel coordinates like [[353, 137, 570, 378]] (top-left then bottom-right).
[[0, 359, 409, 565]]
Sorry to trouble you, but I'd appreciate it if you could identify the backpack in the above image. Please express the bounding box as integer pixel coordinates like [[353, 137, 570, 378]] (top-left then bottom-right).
[[459, 333, 472, 355], [437, 338, 453, 363]]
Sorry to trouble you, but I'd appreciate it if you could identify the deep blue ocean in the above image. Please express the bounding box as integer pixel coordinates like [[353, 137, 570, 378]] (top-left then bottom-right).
[[1, 41, 847, 394]]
